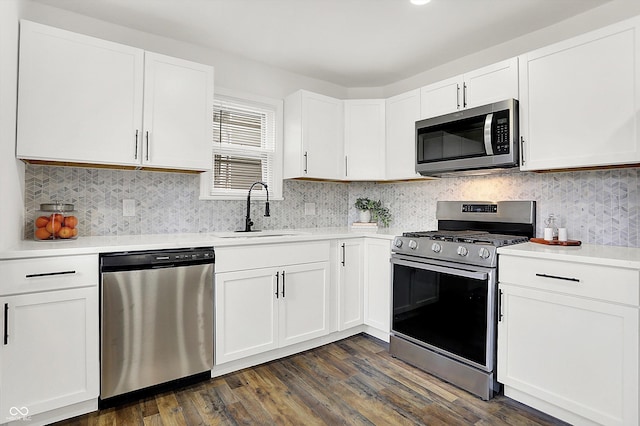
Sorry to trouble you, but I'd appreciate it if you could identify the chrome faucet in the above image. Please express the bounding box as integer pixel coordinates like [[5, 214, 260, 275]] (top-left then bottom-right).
[[244, 181, 270, 232]]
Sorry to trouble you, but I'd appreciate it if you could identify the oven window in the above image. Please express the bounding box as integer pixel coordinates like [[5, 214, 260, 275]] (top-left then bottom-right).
[[392, 263, 488, 366]]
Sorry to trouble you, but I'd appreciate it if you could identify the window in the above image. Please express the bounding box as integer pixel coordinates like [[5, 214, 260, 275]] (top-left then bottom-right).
[[200, 89, 283, 200]]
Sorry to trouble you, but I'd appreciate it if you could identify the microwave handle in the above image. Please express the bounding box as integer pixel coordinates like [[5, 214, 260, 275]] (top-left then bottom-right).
[[483, 113, 494, 156]]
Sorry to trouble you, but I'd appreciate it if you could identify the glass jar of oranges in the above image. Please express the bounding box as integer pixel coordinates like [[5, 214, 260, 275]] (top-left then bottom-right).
[[34, 202, 79, 241]]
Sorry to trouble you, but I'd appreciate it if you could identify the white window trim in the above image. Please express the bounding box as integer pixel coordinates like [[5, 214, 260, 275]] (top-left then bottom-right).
[[199, 87, 284, 201]]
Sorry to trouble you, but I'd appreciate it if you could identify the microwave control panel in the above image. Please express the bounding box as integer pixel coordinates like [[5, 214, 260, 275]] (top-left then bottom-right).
[[493, 110, 510, 154]]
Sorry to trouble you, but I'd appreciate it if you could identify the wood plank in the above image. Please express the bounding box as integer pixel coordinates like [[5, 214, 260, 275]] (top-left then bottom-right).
[[154, 392, 187, 426], [52, 335, 563, 426]]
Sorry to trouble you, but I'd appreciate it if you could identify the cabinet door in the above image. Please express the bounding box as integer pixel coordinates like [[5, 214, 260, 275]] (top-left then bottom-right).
[[385, 89, 422, 180], [215, 268, 278, 364], [337, 241, 364, 330], [344, 100, 385, 180], [420, 75, 463, 119], [498, 284, 639, 426], [142, 52, 214, 171], [519, 17, 640, 171], [0, 288, 99, 420], [281, 91, 347, 179], [304, 92, 344, 179], [16, 20, 143, 167], [464, 57, 518, 108], [279, 262, 331, 346], [363, 239, 391, 337]]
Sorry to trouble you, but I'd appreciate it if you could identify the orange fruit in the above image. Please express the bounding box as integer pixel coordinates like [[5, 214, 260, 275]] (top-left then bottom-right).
[[58, 227, 73, 239], [64, 216, 78, 228], [35, 227, 52, 240], [71, 228, 78, 237], [45, 220, 61, 235], [50, 214, 64, 224], [35, 216, 49, 228]]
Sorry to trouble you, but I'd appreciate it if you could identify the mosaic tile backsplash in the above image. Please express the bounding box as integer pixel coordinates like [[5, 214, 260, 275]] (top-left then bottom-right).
[[25, 165, 639, 247]]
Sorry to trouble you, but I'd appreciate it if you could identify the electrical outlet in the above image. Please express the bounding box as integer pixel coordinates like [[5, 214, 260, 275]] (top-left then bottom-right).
[[304, 202, 316, 215], [123, 199, 136, 217]]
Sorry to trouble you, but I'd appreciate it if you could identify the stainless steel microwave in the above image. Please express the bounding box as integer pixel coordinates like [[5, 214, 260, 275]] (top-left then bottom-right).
[[415, 99, 519, 176]]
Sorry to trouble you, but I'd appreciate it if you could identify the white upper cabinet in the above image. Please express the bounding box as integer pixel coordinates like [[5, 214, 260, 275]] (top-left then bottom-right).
[[284, 90, 344, 180], [344, 99, 386, 180], [420, 75, 463, 119], [142, 52, 213, 171], [385, 89, 422, 180], [420, 57, 518, 119], [16, 21, 213, 172], [519, 17, 640, 171], [17, 20, 144, 167]]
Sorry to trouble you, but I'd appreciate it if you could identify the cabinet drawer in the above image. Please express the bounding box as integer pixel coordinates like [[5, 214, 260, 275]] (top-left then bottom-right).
[[216, 241, 330, 273], [499, 255, 639, 306], [0, 254, 98, 295]]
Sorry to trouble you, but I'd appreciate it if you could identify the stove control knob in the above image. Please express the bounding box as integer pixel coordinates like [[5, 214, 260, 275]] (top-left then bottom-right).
[[431, 242, 442, 253], [408, 240, 418, 250], [394, 239, 403, 248], [456, 246, 468, 257], [478, 247, 491, 259]]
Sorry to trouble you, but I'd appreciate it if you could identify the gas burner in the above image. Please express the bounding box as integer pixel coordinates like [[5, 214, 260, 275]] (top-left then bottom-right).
[[402, 230, 488, 241], [465, 234, 530, 247], [402, 230, 528, 246]]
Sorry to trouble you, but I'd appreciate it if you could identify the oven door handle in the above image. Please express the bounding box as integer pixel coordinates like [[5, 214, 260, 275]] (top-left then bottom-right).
[[391, 257, 489, 281]]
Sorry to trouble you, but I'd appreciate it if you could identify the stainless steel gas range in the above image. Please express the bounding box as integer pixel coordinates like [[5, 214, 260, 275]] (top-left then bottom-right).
[[389, 200, 535, 400]]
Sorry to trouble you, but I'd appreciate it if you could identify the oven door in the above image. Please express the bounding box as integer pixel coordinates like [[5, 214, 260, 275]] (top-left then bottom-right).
[[390, 254, 497, 372]]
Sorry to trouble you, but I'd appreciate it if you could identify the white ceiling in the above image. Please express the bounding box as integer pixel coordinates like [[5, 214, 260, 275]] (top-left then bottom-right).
[[33, 0, 610, 87]]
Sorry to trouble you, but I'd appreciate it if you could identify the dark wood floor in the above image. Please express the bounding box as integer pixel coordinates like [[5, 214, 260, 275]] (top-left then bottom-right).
[[55, 334, 565, 425]]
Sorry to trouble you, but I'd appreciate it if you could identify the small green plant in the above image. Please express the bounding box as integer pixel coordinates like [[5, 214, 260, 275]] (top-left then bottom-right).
[[354, 197, 392, 227]]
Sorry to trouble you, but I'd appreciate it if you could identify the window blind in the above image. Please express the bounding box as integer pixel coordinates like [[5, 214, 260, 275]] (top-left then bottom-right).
[[211, 96, 275, 193]]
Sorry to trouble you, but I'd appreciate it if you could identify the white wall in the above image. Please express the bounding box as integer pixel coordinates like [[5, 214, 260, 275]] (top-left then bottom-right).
[[0, 0, 24, 250]]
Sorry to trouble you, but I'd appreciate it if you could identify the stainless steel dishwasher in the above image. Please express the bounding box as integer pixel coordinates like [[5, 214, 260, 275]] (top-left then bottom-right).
[[99, 247, 214, 403]]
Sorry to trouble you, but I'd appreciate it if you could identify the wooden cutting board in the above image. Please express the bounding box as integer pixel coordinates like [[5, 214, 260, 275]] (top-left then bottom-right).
[[530, 238, 582, 246]]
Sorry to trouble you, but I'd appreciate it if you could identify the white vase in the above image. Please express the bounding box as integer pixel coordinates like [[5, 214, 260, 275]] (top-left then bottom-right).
[[359, 210, 372, 223]]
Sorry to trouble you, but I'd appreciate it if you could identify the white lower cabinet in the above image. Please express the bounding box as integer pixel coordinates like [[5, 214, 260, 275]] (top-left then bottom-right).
[[214, 242, 331, 365], [498, 252, 639, 426], [337, 240, 364, 330], [0, 255, 99, 425], [363, 238, 391, 339]]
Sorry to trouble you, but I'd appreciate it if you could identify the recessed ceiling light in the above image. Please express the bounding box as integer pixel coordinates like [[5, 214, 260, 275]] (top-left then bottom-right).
[[410, 0, 431, 5]]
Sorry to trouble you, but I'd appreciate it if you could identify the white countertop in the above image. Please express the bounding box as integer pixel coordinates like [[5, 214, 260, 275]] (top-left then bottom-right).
[[498, 242, 640, 269], [0, 227, 398, 260]]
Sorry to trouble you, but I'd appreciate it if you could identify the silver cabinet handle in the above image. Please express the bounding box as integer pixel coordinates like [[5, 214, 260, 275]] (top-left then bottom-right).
[[535, 273, 580, 283], [520, 136, 526, 165], [341, 243, 346, 266], [303, 152, 308, 174], [498, 290, 503, 322], [456, 84, 460, 109], [25, 270, 76, 278], [344, 156, 348, 177]]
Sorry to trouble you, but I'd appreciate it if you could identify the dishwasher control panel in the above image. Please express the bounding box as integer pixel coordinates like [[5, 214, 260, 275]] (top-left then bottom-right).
[[100, 247, 215, 272]]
